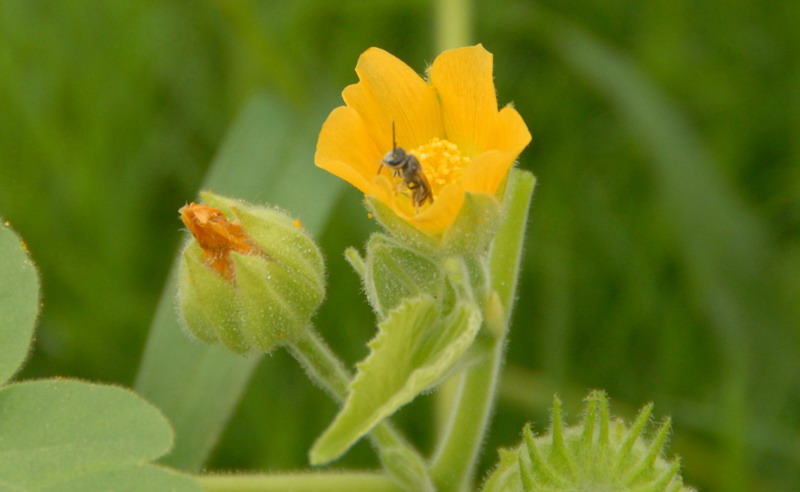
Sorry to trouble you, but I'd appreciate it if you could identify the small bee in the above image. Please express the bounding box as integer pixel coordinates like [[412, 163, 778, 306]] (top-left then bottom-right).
[[377, 122, 433, 212]]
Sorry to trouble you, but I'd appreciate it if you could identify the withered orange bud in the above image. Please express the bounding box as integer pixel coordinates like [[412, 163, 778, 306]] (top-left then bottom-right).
[[179, 203, 259, 281]]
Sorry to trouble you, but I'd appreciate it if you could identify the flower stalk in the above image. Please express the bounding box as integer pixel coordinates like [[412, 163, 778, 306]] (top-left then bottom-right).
[[199, 472, 405, 492], [287, 329, 435, 492], [431, 169, 536, 492]]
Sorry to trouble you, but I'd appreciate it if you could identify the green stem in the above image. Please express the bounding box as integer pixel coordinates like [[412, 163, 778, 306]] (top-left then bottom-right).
[[430, 170, 536, 492], [288, 329, 434, 491], [199, 472, 404, 492], [435, 0, 472, 52], [288, 329, 351, 402]]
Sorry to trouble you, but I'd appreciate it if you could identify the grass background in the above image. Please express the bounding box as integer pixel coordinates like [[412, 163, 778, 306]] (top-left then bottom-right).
[[1, 1, 798, 490]]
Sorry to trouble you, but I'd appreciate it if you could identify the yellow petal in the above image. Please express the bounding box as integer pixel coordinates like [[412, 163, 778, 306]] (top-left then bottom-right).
[[343, 47, 442, 151], [370, 178, 463, 235], [460, 105, 530, 195], [494, 105, 531, 153], [429, 45, 497, 157], [370, 174, 396, 208], [406, 183, 464, 233], [460, 149, 520, 195], [315, 106, 382, 194]]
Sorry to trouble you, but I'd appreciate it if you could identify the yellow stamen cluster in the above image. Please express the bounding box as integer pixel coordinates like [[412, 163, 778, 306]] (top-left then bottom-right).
[[409, 138, 471, 196]]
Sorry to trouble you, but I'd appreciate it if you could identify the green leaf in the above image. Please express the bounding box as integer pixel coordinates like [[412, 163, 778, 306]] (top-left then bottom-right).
[[0, 379, 187, 490], [134, 92, 344, 470], [310, 296, 481, 464], [0, 221, 40, 385], [41, 465, 200, 492]]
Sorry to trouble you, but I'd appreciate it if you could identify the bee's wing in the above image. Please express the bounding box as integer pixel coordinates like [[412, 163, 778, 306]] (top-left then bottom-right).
[[416, 166, 434, 204]]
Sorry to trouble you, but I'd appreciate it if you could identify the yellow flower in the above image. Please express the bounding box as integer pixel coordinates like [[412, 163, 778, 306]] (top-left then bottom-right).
[[315, 44, 531, 244]]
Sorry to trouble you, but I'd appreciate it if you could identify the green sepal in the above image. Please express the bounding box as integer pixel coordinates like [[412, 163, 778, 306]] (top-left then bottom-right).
[[178, 245, 248, 352], [310, 295, 482, 464], [344, 246, 367, 283], [232, 254, 291, 350], [200, 191, 325, 295], [363, 234, 447, 318], [481, 448, 524, 492], [365, 190, 502, 256]]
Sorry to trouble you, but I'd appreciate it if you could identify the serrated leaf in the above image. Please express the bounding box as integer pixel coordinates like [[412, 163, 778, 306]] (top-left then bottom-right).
[[310, 296, 481, 464], [0, 379, 174, 490], [40, 464, 200, 492], [0, 221, 40, 385]]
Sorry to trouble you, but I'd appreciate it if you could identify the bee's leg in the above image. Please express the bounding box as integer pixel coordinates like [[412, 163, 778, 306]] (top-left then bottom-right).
[[410, 188, 421, 214], [391, 170, 404, 195]]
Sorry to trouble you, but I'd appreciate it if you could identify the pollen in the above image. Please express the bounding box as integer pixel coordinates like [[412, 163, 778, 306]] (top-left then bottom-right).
[[409, 138, 471, 196], [180, 203, 260, 281], [292, 219, 302, 229]]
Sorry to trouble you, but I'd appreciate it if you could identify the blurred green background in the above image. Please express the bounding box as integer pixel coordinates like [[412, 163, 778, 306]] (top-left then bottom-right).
[[1, 1, 798, 490]]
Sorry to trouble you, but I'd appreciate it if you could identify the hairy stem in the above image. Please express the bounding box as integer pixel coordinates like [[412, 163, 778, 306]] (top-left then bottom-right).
[[288, 329, 433, 491], [199, 472, 404, 492], [430, 170, 536, 492]]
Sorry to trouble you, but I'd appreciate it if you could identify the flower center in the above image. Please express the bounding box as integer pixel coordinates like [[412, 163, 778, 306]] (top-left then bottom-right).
[[409, 138, 470, 196]]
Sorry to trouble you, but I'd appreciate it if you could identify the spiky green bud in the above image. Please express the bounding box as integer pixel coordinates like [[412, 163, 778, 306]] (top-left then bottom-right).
[[482, 391, 695, 492]]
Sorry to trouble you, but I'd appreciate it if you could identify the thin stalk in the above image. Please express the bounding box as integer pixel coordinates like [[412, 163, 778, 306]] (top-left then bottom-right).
[[288, 329, 433, 491], [288, 329, 351, 402], [199, 472, 404, 492], [430, 170, 536, 492]]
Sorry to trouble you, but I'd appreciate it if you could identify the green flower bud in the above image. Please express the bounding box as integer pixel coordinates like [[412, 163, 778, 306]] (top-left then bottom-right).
[[177, 192, 325, 354], [482, 391, 695, 492], [355, 234, 450, 319]]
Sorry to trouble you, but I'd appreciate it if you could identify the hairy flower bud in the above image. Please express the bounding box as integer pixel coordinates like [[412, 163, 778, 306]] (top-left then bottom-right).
[[482, 391, 694, 492], [177, 192, 325, 353]]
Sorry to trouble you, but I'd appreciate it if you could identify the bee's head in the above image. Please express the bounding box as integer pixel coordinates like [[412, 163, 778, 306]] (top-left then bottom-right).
[[382, 146, 406, 168]]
